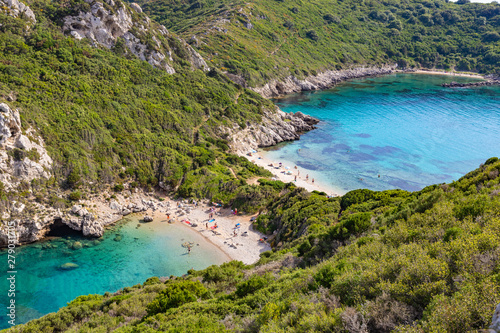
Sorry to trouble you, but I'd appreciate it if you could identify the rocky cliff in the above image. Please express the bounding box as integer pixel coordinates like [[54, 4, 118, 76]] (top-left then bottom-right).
[[0, 103, 52, 190], [63, 0, 209, 73], [252, 65, 398, 98], [225, 107, 319, 154], [0, 0, 36, 24]]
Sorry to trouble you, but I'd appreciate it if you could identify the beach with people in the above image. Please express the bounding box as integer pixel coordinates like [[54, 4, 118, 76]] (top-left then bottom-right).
[[144, 198, 271, 265], [242, 150, 342, 197]]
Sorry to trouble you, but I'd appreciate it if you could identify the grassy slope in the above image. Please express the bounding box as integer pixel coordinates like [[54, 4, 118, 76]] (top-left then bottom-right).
[[137, 0, 500, 86], [7, 158, 500, 332]]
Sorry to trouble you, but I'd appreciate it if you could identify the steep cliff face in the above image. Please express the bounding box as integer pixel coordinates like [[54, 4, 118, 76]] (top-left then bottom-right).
[[62, 0, 209, 73], [0, 103, 52, 189], [0, 0, 36, 24]]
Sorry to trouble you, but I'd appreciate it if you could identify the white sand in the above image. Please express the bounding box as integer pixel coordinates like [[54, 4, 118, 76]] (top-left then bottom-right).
[[411, 69, 484, 79], [242, 151, 341, 197], [147, 200, 271, 265]]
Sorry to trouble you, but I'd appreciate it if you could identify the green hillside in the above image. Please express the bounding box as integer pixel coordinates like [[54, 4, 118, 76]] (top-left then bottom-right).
[[6, 158, 500, 332], [1, 0, 500, 331], [136, 0, 500, 86], [0, 0, 278, 208]]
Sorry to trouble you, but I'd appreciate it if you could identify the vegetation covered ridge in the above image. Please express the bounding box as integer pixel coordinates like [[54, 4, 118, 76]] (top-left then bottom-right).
[[135, 0, 500, 88], [0, 0, 319, 246], [7, 157, 500, 332]]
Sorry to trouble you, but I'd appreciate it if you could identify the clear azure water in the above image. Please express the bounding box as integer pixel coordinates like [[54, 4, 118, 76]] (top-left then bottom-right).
[[268, 74, 500, 194], [0, 217, 228, 329]]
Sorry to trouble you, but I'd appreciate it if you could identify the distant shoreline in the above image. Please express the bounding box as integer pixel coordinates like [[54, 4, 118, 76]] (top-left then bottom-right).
[[408, 69, 485, 79]]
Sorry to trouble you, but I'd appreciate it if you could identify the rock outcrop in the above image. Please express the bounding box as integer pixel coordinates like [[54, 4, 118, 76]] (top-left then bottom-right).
[[0, 0, 36, 24], [0, 103, 52, 189], [0, 189, 171, 247], [63, 0, 209, 73], [491, 303, 500, 332], [226, 108, 319, 154], [252, 65, 397, 98], [442, 79, 500, 88]]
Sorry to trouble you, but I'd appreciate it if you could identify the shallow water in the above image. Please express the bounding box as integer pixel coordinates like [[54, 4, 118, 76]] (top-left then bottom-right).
[[0, 217, 228, 328], [268, 74, 500, 194]]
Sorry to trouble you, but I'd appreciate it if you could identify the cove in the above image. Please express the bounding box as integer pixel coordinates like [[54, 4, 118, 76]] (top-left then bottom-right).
[[268, 73, 500, 194], [0, 216, 229, 328]]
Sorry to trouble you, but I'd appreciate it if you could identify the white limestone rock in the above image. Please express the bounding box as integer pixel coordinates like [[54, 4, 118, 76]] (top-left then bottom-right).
[[0, 103, 52, 190], [0, 103, 21, 146], [130, 3, 142, 13], [0, 0, 36, 24], [109, 199, 123, 212], [82, 214, 104, 237], [63, 0, 178, 73]]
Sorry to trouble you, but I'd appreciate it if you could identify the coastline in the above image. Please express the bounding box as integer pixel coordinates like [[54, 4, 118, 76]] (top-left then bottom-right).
[[249, 65, 486, 99], [145, 200, 271, 265], [409, 69, 484, 79], [240, 150, 342, 197]]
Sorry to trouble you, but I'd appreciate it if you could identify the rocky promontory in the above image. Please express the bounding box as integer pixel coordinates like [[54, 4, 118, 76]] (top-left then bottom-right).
[[225, 108, 319, 154], [442, 79, 500, 88]]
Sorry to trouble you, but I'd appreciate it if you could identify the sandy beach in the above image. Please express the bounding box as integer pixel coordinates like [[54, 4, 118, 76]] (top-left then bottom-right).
[[144, 199, 271, 265], [410, 69, 484, 79], [242, 151, 341, 197]]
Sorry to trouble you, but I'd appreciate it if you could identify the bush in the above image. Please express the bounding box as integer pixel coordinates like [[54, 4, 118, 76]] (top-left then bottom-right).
[[236, 274, 270, 297], [114, 183, 124, 192], [143, 277, 161, 286], [306, 30, 319, 41], [146, 280, 208, 315], [68, 191, 82, 201]]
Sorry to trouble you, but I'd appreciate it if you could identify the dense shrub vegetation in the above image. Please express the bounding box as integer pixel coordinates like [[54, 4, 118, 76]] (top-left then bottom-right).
[[3, 0, 500, 331], [136, 0, 500, 86], [0, 1, 279, 213], [8, 158, 500, 332]]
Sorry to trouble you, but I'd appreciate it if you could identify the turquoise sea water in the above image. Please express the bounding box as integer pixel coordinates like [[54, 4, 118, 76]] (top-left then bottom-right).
[[268, 74, 500, 194], [0, 217, 228, 328]]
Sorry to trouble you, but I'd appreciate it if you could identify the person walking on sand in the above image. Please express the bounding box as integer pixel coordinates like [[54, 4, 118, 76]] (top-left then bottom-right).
[[235, 208, 238, 215], [167, 213, 170, 219], [294, 175, 297, 181], [206, 223, 208, 229], [312, 178, 314, 184], [306, 174, 309, 181]]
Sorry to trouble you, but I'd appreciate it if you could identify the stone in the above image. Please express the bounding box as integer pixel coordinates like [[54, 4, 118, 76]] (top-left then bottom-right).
[[59, 262, 79, 270], [130, 3, 142, 13], [109, 200, 122, 212], [491, 303, 500, 332], [0, 0, 36, 23], [72, 241, 83, 249], [14, 135, 31, 150], [121, 208, 131, 216], [11, 201, 25, 214], [143, 215, 153, 222], [82, 214, 104, 237], [71, 205, 82, 215], [0, 103, 21, 146]]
